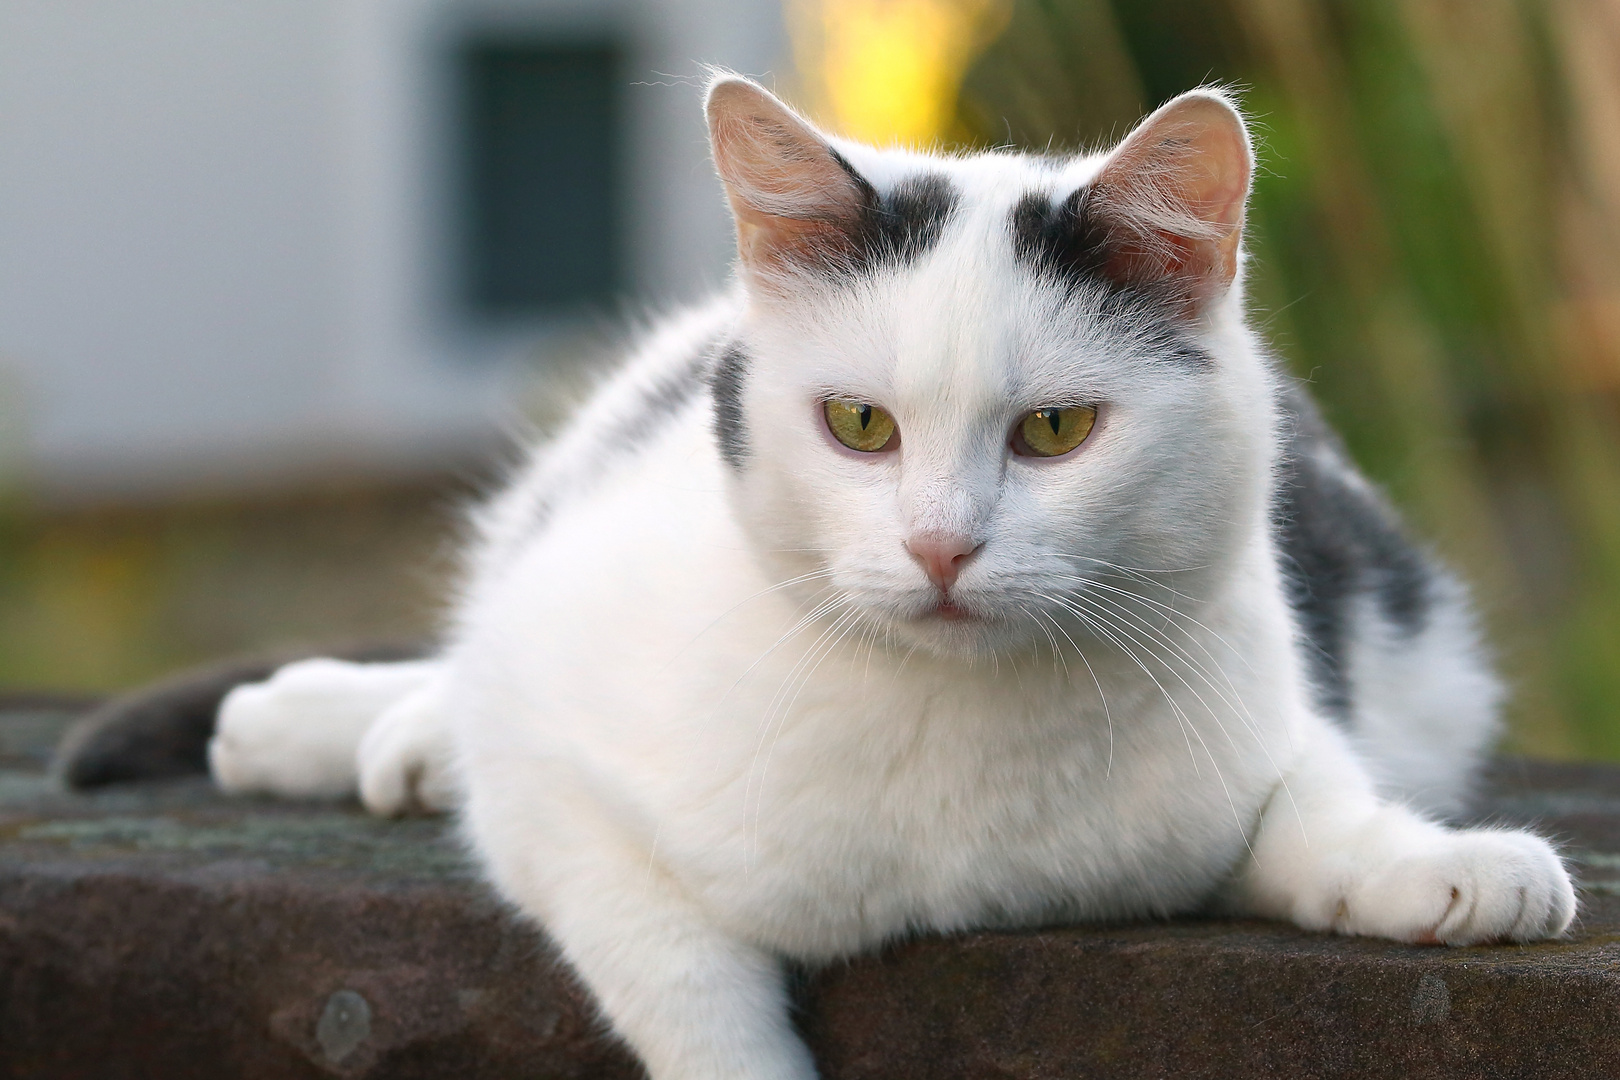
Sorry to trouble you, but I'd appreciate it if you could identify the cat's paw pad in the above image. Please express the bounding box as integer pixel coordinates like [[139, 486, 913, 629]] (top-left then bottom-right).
[[357, 683, 457, 816], [1343, 829, 1575, 945]]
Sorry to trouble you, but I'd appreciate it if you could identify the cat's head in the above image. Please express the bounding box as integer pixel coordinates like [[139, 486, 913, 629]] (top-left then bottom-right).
[[706, 76, 1275, 660]]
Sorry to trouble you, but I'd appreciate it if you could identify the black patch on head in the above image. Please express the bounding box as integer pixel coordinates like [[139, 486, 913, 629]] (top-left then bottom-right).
[[864, 172, 958, 264], [1011, 188, 1113, 284], [1273, 386, 1434, 721], [1010, 188, 1212, 370], [824, 155, 959, 272], [709, 343, 750, 469]]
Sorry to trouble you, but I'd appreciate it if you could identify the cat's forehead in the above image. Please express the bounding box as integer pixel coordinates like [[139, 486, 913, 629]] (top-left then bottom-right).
[[793, 143, 1139, 394], [831, 140, 1108, 224], [744, 139, 1212, 417]]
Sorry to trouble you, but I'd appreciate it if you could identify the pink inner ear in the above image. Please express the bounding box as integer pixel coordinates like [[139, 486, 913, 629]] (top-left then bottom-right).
[[1091, 93, 1253, 305], [705, 78, 867, 272]]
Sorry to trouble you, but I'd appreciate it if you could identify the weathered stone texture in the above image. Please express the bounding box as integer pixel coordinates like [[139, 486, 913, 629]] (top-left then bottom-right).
[[3, 708, 1619, 1079]]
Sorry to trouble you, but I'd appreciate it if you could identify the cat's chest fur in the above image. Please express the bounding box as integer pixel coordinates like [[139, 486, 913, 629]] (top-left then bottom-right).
[[664, 660, 1278, 959]]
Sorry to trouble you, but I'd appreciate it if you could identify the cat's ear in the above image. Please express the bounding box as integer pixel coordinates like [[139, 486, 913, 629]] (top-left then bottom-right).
[[1088, 89, 1253, 308], [705, 75, 869, 273]]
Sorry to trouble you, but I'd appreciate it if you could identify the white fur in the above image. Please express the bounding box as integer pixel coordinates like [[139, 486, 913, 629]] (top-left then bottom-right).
[[1344, 573, 1503, 819], [210, 80, 1574, 1080], [211, 658, 437, 799]]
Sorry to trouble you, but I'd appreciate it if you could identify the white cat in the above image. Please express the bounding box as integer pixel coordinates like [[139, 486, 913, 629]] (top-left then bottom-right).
[[209, 76, 1575, 1080]]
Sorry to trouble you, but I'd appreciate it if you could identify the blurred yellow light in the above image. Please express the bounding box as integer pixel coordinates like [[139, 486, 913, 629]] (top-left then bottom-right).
[[787, 0, 1010, 145]]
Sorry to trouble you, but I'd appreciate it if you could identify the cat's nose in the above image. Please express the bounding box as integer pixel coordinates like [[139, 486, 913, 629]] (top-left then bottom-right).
[[906, 535, 981, 593]]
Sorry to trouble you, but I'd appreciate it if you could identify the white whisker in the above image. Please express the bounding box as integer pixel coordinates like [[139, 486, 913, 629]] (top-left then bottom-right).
[[1054, 594, 1256, 854]]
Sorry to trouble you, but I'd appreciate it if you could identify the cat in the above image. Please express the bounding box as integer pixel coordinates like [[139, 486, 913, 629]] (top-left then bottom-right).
[[207, 75, 1575, 1080]]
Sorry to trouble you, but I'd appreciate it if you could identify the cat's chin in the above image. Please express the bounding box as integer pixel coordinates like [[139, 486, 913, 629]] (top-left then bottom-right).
[[881, 599, 1031, 659], [902, 597, 987, 633]]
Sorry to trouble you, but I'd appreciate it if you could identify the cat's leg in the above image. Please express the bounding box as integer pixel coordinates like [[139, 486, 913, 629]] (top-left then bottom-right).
[[1230, 720, 1575, 944], [210, 658, 439, 800], [467, 777, 818, 1080]]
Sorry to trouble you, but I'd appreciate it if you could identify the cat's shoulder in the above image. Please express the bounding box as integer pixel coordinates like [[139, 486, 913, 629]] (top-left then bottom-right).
[[471, 291, 745, 570]]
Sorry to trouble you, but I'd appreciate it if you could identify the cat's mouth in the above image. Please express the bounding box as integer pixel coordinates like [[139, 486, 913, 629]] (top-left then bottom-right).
[[933, 599, 974, 621]]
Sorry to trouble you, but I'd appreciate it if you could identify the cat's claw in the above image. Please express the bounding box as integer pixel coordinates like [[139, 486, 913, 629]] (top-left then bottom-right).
[[1335, 829, 1575, 945]]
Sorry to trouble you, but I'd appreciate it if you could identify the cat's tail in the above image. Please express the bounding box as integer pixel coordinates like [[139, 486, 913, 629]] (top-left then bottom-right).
[[53, 642, 446, 816]]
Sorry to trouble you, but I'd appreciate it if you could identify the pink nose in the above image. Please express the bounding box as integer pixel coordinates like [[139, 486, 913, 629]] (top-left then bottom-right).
[[906, 535, 980, 593]]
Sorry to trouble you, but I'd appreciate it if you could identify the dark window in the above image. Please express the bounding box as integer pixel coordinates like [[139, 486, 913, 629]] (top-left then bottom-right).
[[459, 41, 622, 316]]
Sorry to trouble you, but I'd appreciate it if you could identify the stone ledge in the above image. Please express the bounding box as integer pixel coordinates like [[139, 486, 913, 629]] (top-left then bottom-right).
[[3, 707, 1619, 1078]]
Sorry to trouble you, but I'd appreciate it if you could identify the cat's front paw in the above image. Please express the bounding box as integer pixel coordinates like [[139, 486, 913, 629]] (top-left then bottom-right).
[[1340, 827, 1575, 945], [211, 660, 369, 798], [356, 678, 458, 816], [210, 658, 435, 799]]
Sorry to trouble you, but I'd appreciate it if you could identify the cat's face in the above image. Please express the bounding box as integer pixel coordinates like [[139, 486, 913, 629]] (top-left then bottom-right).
[[708, 79, 1273, 660]]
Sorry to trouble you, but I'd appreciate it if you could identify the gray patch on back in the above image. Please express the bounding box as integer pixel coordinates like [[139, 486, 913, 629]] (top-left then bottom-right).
[[1273, 385, 1434, 720], [618, 345, 711, 447], [523, 340, 715, 540]]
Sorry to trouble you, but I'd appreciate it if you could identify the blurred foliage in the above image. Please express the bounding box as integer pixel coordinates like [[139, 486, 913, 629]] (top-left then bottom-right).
[[787, 0, 1010, 141], [0, 331, 602, 700], [0, 485, 457, 695], [956, 0, 1620, 757], [786, 0, 1013, 141]]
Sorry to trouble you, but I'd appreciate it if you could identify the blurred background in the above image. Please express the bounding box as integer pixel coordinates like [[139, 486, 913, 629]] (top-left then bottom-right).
[[2, 0, 1618, 760]]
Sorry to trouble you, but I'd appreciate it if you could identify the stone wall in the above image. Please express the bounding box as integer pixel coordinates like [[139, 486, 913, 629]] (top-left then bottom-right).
[[4, 705, 1617, 1078]]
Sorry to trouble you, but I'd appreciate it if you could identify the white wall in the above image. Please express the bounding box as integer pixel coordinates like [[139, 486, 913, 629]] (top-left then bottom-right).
[[0, 0, 783, 502]]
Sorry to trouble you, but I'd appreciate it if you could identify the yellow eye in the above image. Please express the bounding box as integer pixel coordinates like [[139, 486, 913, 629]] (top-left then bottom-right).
[[825, 399, 898, 452], [1017, 405, 1097, 458]]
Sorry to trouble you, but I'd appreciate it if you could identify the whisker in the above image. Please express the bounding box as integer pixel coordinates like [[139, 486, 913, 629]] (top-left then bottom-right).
[[1067, 595, 1243, 753], [1033, 607, 1072, 681], [1023, 608, 1114, 777], [656, 567, 841, 678], [718, 589, 843, 706], [718, 589, 846, 811], [1037, 550, 1208, 579], [758, 604, 866, 787], [1057, 582, 1303, 839], [742, 602, 854, 868], [1056, 594, 1257, 855], [1045, 593, 1203, 780], [1047, 569, 1261, 681], [1040, 568, 1280, 764], [746, 603, 864, 862], [1069, 586, 1264, 746], [1032, 605, 1115, 779]]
